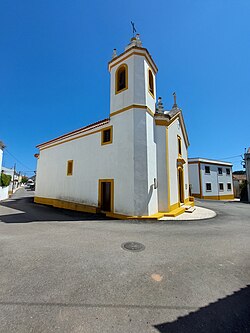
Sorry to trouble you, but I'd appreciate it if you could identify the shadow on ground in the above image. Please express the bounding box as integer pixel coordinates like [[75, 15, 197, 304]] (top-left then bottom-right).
[[154, 285, 250, 333], [0, 196, 110, 223]]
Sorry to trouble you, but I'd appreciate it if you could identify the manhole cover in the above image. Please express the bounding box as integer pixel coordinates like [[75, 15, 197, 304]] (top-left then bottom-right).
[[121, 242, 145, 252]]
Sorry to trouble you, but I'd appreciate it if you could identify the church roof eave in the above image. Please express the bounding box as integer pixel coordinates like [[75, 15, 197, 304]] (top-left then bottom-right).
[[155, 109, 190, 148], [36, 118, 110, 150]]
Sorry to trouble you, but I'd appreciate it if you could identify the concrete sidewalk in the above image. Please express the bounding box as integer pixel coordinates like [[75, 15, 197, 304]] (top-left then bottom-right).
[[159, 206, 216, 221]]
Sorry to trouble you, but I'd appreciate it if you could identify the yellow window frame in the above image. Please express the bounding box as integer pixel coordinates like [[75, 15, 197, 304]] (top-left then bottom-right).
[[67, 160, 73, 176], [101, 126, 113, 145], [115, 64, 128, 94]]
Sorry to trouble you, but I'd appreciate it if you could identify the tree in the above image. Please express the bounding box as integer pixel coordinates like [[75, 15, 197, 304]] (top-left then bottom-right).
[[21, 176, 29, 184], [0, 173, 12, 187]]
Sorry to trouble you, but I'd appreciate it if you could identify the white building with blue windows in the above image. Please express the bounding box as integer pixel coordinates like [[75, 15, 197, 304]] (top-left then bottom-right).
[[35, 35, 193, 219]]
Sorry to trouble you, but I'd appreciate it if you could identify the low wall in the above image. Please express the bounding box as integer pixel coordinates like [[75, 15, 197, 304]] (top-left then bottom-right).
[[0, 186, 9, 201]]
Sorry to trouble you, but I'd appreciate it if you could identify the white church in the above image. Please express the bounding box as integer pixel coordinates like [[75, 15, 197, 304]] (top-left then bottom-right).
[[35, 34, 194, 219]]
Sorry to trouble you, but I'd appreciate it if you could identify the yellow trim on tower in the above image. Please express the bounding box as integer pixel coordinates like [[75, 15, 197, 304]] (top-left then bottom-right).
[[109, 48, 158, 74], [110, 104, 154, 118], [115, 64, 128, 95], [155, 119, 169, 126]]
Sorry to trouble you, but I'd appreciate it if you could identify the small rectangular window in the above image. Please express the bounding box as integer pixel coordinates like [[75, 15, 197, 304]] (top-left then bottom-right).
[[67, 160, 73, 176], [226, 168, 230, 175], [218, 167, 222, 175], [205, 166, 210, 174], [178, 136, 182, 156], [219, 183, 224, 191], [206, 183, 212, 191], [101, 126, 113, 145], [227, 183, 232, 190]]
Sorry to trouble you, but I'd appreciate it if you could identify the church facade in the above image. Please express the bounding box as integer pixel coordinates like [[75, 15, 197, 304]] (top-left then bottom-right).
[[35, 35, 193, 219]]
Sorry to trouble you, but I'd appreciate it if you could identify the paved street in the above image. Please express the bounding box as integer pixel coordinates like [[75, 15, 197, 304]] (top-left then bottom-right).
[[0, 188, 249, 332]]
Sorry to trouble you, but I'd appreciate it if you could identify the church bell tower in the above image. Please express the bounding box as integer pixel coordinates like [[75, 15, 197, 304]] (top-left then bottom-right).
[[108, 34, 159, 216], [108, 34, 158, 117]]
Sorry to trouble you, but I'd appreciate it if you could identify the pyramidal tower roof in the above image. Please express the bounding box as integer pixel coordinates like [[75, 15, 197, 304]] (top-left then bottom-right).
[[108, 34, 158, 73]]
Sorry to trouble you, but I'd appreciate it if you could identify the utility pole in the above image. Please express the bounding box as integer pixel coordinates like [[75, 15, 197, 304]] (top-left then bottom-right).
[[12, 163, 16, 193]]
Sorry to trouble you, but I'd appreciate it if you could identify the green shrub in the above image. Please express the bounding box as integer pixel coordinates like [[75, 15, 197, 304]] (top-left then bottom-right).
[[21, 176, 28, 184], [0, 173, 12, 187]]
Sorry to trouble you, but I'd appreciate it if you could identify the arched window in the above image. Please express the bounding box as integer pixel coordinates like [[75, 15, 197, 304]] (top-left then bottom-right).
[[177, 136, 182, 156], [116, 64, 128, 94], [148, 69, 154, 97]]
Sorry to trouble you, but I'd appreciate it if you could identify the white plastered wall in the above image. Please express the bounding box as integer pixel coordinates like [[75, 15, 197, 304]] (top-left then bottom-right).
[[188, 163, 200, 195], [36, 111, 136, 215], [145, 112, 158, 215], [155, 125, 168, 211], [201, 164, 233, 197]]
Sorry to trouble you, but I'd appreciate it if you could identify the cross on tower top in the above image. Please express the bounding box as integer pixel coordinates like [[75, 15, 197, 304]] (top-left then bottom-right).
[[131, 21, 137, 36]]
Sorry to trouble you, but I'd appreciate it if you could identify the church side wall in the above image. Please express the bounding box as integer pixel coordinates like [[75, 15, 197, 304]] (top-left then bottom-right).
[[35, 111, 135, 215], [168, 119, 189, 207]]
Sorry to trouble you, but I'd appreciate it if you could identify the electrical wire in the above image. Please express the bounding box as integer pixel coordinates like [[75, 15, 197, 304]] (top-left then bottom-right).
[[216, 154, 242, 160], [4, 149, 34, 172]]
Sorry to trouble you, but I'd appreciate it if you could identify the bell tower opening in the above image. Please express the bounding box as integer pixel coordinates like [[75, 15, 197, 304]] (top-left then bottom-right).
[[115, 64, 128, 94], [148, 69, 154, 97]]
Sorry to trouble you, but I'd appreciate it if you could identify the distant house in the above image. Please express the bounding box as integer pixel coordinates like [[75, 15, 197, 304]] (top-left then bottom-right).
[[232, 172, 246, 198], [188, 158, 234, 200]]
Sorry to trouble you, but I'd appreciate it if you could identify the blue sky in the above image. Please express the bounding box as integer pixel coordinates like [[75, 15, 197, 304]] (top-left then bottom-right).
[[0, 0, 249, 175]]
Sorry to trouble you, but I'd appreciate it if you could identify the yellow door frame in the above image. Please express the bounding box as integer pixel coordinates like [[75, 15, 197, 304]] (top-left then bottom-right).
[[98, 179, 114, 213]]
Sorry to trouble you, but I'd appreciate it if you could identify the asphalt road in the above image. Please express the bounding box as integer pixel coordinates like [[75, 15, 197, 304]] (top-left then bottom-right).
[[0, 188, 249, 332]]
